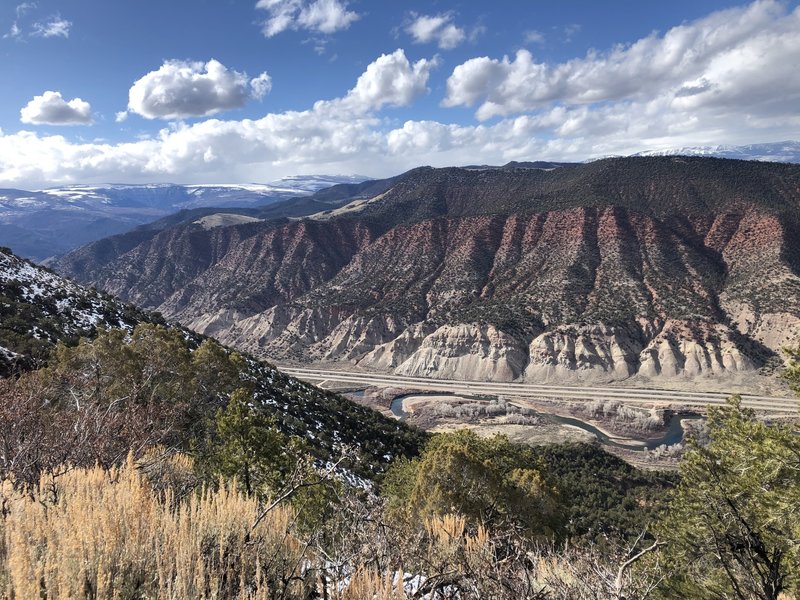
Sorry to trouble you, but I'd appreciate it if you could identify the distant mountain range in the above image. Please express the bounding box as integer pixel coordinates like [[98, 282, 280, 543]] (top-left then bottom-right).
[[5, 143, 798, 262], [54, 156, 800, 389], [634, 141, 800, 163], [0, 175, 369, 261]]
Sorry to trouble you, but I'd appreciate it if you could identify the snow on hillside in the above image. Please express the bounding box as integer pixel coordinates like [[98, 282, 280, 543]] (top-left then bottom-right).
[[270, 174, 372, 192], [0, 249, 148, 344]]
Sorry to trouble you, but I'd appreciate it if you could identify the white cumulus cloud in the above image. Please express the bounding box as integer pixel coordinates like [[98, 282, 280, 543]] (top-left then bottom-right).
[[249, 72, 273, 100], [257, 0, 359, 37], [444, 0, 800, 120], [20, 91, 92, 125], [0, 50, 438, 188], [405, 13, 466, 50], [126, 59, 271, 120], [342, 49, 437, 112]]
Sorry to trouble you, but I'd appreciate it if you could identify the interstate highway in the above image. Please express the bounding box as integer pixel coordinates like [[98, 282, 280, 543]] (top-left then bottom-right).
[[277, 366, 799, 414]]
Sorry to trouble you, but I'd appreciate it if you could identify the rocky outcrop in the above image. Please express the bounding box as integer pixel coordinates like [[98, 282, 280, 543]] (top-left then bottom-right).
[[217, 305, 348, 356], [710, 209, 800, 362], [358, 323, 435, 370], [524, 325, 642, 381], [393, 324, 529, 382], [185, 308, 246, 339], [521, 320, 760, 382], [722, 301, 800, 360], [315, 314, 409, 361], [194, 213, 263, 229], [637, 321, 754, 377]]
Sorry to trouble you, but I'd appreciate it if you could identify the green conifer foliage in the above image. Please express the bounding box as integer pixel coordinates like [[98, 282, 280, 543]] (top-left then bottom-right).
[[658, 397, 800, 600], [382, 429, 561, 537], [205, 387, 291, 497]]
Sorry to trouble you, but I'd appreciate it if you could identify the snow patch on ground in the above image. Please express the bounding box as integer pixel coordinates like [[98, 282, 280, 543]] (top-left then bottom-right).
[[0, 250, 135, 337]]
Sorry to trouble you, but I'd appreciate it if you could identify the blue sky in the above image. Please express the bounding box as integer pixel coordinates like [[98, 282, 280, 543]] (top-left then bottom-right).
[[0, 0, 798, 187]]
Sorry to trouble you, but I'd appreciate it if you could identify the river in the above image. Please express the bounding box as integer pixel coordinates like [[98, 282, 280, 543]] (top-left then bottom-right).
[[387, 393, 703, 451]]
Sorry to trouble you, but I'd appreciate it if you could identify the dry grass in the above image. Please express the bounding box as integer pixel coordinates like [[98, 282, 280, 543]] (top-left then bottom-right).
[[333, 569, 407, 600], [0, 455, 308, 599], [0, 454, 784, 599], [0, 455, 480, 599], [323, 515, 497, 599]]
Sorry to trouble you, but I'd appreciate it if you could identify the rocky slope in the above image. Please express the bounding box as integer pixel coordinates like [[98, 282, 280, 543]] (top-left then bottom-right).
[[54, 157, 800, 385]]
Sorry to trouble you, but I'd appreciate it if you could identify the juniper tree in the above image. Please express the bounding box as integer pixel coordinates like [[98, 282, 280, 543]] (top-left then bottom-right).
[[657, 397, 800, 600], [382, 429, 561, 537]]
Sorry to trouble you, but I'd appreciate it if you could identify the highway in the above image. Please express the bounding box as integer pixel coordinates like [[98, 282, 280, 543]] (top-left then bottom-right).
[[278, 366, 799, 414]]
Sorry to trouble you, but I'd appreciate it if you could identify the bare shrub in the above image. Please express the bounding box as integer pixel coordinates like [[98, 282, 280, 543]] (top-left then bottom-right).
[[581, 400, 664, 433], [537, 532, 665, 599], [0, 373, 185, 487], [505, 413, 543, 426]]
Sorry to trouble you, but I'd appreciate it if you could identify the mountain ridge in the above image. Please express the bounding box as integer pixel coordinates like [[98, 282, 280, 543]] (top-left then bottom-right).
[[54, 157, 800, 389], [0, 175, 369, 261]]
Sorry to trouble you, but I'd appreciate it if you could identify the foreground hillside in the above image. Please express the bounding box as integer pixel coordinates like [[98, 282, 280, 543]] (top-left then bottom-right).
[[2, 247, 799, 598], [55, 157, 800, 386], [0, 247, 425, 475], [0, 397, 796, 598]]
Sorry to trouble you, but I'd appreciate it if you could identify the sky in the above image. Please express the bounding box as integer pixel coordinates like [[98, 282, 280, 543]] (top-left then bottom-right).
[[0, 0, 799, 188]]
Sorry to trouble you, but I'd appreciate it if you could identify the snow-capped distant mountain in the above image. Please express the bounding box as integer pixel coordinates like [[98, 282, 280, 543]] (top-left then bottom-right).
[[635, 141, 800, 163], [35, 182, 305, 210], [0, 175, 370, 261], [23, 176, 370, 211], [270, 174, 372, 193]]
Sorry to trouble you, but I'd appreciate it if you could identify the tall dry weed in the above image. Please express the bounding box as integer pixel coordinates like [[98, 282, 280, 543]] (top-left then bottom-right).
[[0, 455, 309, 599]]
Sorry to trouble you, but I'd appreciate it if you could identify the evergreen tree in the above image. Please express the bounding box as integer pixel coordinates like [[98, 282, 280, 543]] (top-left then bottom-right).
[[382, 429, 561, 537], [658, 397, 800, 600], [204, 387, 292, 497]]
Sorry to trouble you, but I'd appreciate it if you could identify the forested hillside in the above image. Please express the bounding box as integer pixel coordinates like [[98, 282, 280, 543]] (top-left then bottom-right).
[[0, 246, 425, 475]]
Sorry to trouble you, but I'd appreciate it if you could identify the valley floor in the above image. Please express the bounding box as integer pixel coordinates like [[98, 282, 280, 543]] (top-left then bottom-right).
[[279, 364, 799, 469]]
